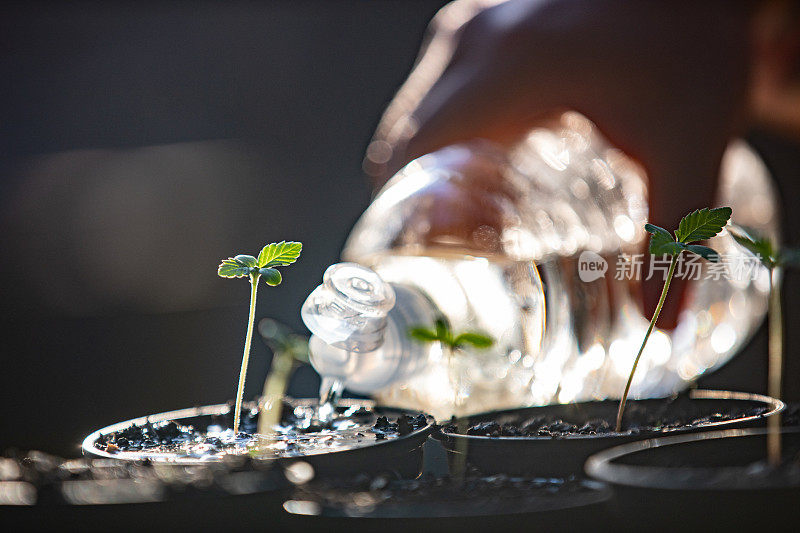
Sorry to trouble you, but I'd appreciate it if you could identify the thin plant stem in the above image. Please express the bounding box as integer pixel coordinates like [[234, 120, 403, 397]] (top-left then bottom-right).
[[450, 346, 468, 481], [616, 255, 678, 432], [450, 348, 457, 413], [452, 417, 468, 483], [257, 350, 296, 435], [767, 266, 783, 466], [233, 273, 260, 435]]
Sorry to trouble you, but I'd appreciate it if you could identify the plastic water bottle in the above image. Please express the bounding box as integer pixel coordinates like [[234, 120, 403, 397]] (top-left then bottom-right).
[[338, 112, 779, 421]]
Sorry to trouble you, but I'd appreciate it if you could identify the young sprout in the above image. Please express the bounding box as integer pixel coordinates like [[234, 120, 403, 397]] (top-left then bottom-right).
[[730, 227, 798, 464], [410, 317, 494, 480], [729, 229, 782, 405], [409, 317, 494, 412], [616, 207, 732, 432], [256, 318, 309, 434], [218, 241, 302, 435], [409, 317, 495, 352]]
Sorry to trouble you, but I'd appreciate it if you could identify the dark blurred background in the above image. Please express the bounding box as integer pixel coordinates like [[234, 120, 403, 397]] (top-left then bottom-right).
[[1, 1, 798, 457]]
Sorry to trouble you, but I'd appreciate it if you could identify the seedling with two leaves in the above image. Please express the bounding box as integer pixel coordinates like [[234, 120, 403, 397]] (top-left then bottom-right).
[[616, 207, 732, 432], [256, 318, 310, 434], [409, 317, 494, 415], [409, 317, 494, 478], [218, 241, 302, 435], [409, 317, 495, 353], [727, 228, 800, 386], [730, 226, 800, 464]]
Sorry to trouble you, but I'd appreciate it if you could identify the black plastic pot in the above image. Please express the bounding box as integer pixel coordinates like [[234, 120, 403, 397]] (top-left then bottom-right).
[[584, 427, 800, 529], [82, 399, 434, 479], [281, 472, 613, 530], [0, 453, 291, 532], [436, 390, 783, 476]]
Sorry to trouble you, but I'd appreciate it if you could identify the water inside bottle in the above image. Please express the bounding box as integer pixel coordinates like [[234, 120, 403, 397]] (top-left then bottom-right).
[[357, 235, 770, 421], [358, 250, 546, 420], [343, 113, 778, 419]]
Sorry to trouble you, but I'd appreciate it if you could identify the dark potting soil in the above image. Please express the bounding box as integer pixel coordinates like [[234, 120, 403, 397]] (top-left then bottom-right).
[[446, 393, 771, 438], [94, 403, 428, 461], [289, 469, 606, 518]]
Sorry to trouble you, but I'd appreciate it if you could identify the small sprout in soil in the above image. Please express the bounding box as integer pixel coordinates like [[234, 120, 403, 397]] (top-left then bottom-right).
[[730, 226, 800, 464], [616, 207, 732, 432], [409, 316, 494, 352], [729, 227, 800, 404], [218, 241, 302, 435], [729, 227, 784, 405], [409, 317, 495, 405], [256, 318, 310, 434]]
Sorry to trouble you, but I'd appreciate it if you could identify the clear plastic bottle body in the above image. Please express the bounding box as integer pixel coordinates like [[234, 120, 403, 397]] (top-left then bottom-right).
[[343, 113, 779, 420]]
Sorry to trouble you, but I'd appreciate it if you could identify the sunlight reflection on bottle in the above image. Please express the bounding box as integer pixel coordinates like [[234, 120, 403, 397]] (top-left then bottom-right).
[[345, 113, 779, 417]]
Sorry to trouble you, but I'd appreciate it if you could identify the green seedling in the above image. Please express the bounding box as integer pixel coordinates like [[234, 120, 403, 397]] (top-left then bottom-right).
[[729, 229, 799, 406], [409, 317, 495, 353], [218, 241, 302, 435], [616, 207, 732, 432], [729, 229, 783, 410], [410, 316, 494, 480], [730, 226, 800, 464], [409, 316, 494, 411], [256, 318, 309, 434]]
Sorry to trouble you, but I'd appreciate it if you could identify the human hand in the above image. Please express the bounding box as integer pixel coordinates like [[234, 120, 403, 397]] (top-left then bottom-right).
[[366, 0, 758, 327]]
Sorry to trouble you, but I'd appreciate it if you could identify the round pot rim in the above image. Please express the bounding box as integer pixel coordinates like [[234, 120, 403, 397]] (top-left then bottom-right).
[[283, 477, 612, 519], [82, 398, 434, 463], [438, 389, 784, 442], [585, 426, 800, 490]]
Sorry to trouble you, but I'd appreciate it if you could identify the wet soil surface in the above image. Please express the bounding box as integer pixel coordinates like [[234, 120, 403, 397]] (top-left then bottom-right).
[[447, 393, 770, 438], [94, 403, 428, 461]]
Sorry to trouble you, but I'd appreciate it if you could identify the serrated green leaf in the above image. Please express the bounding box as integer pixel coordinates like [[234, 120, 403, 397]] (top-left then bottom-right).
[[257, 241, 303, 268], [648, 229, 684, 256], [650, 241, 686, 256], [453, 332, 495, 349], [675, 207, 732, 243], [685, 244, 720, 262], [645, 223, 672, 240], [259, 267, 282, 286], [408, 327, 440, 343], [218, 260, 250, 278], [234, 254, 257, 267], [730, 227, 776, 268]]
